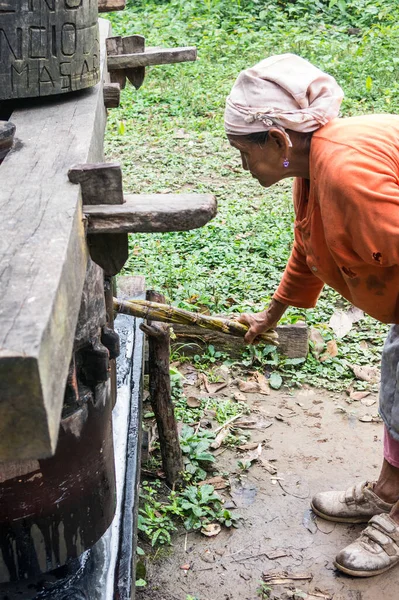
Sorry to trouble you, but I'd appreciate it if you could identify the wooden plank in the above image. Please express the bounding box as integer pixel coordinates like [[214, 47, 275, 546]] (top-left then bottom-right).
[[107, 47, 197, 70], [98, 0, 126, 12], [84, 193, 217, 234], [171, 323, 309, 359], [0, 19, 111, 462]]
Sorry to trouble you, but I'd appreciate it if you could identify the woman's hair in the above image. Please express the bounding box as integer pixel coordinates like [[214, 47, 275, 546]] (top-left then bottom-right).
[[243, 129, 313, 148], [244, 131, 270, 146]]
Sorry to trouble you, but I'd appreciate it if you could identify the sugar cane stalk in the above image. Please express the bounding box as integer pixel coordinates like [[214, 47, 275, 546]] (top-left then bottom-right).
[[113, 298, 278, 346]]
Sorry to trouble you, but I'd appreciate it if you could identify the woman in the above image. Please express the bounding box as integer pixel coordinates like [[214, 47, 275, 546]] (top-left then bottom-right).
[[225, 53, 399, 578]]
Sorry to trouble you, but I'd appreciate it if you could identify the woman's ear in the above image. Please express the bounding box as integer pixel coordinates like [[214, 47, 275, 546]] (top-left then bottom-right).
[[268, 128, 289, 153]]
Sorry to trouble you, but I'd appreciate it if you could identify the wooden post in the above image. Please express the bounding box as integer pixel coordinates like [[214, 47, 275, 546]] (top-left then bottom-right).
[[141, 291, 183, 486]]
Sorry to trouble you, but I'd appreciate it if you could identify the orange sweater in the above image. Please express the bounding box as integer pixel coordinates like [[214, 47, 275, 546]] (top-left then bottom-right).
[[273, 115, 399, 324]]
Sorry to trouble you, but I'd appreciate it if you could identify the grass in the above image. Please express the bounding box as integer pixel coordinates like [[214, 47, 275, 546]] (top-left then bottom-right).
[[105, 0, 399, 389]]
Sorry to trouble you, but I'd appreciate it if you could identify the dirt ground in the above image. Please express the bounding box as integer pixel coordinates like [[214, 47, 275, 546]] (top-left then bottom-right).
[[138, 384, 397, 600]]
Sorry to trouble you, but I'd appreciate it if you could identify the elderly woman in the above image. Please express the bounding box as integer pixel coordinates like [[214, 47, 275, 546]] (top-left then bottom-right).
[[225, 53, 399, 578]]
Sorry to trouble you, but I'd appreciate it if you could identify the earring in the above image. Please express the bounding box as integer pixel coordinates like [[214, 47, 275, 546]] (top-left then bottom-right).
[[283, 158, 290, 168]]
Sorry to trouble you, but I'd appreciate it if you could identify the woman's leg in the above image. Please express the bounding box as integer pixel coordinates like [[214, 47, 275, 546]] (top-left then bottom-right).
[[374, 427, 399, 508]]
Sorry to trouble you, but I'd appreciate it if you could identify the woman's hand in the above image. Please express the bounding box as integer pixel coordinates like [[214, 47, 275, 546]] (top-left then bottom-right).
[[238, 299, 288, 344]]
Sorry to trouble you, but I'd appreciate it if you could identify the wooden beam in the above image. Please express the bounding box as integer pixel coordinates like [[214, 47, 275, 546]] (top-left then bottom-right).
[[84, 193, 217, 234], [107, 47, 197, 70], [98, 0, 126, 12], [0, 19, 111, 462]]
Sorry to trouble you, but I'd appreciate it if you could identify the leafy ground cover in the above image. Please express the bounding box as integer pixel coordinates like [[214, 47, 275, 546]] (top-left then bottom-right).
[[105, 0, 399, 389]]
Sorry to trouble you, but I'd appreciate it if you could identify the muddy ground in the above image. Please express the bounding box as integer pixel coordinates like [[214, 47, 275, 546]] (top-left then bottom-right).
[[137, 382, 396, 600]]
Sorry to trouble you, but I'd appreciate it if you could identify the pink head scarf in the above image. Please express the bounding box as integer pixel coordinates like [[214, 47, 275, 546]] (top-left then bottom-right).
[[224, 54, 344, 136]]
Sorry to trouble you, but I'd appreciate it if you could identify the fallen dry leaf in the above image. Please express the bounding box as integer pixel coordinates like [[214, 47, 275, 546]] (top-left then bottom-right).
[[180, 563, 190, 571], [361, 397, 376, 407], [359, 340, 369, 351], [198, 372, 228, 395], [359, 414, 381, 423], [234, 392, 247, 402], [238, 380, 260, 394], [319, 339, 338, 362], [260, 459, 278, 475], [359, 414, 373, 422], [237, 442, 260, 452], [187, 396, 202, 408], [350, 390, 370, 401], [309, 328, 325, 359], [199, 476, 229, 490], [210, 427, 231, 450], [243, 443, 263, 464], [351, 364, 380, 383], [347, 306, 364, 323], [208, 382, 228, 394], [254, 372, 271, 395], [235, 418, 273, 430], [329, 307, 364, 339], [184, 372, 198, 386], [329, 310, 353, 338], [266, 550, 288, 560], [201, 523, 221, 537], [263, 571, 313, 584]]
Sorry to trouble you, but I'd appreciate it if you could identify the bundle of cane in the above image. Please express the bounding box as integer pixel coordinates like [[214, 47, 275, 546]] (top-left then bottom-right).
[[113, 298, 278, 346]]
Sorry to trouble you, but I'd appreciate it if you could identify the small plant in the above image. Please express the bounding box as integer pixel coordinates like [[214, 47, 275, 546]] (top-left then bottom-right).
[[193, 344, 228, 368], [237, 459, 252, 472], [224, 430, 251, 447], [137, 502, 177, 546], [208, 398, 249, 424], [179, 425, 216, 481], [138, 481, 177, 546], [172, 378, 204, 423], [256, 581, 272, 599], [179, 484, 240, 531]]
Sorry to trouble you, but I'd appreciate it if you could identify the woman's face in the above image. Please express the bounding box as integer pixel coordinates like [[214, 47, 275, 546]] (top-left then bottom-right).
[[227, 130, 289, 188]]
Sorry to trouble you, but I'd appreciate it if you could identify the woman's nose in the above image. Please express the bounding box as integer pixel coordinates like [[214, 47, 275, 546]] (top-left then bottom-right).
[[241, 152, 249, 170]]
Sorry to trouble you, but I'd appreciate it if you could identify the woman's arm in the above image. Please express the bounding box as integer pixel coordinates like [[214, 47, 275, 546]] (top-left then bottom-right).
[[238, 298, 288, 344], [238, 233, 324, 344]]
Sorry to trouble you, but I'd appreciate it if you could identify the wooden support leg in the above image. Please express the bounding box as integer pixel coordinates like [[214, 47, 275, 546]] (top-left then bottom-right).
[[141, 291, 183, 487]]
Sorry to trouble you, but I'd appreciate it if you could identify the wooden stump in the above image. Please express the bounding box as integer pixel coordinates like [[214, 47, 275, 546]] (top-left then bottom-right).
[[142, 291, 183, 486]]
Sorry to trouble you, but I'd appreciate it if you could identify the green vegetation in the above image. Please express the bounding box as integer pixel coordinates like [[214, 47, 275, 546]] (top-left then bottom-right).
[[138, 478, 239, 546], [106, 0, 398, 389]]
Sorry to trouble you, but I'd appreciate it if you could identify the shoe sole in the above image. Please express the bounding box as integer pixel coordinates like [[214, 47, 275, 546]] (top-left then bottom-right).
[[334, 559, 399, 578], [310, 502, 372, 524]]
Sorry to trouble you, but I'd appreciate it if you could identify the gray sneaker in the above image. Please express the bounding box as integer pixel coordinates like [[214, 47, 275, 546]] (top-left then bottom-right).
[[311, 481, 393, 524], [335, 514, 399, 577]]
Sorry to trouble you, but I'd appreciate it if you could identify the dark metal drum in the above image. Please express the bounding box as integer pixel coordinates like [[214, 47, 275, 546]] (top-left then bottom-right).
[[0, 380, 116, 584]]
